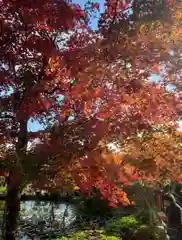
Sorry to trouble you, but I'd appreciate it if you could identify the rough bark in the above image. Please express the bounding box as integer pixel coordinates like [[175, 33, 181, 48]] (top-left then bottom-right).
[[3, 170, 22, 240], [3, 120, 28, 240]]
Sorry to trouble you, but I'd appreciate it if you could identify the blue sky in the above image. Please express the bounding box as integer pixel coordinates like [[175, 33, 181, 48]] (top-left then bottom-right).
[[179, 121, 182, 130], [72, 0, 105, 30]]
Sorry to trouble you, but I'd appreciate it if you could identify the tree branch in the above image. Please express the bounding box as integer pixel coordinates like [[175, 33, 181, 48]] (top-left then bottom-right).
[[109, 0, 120, 33]]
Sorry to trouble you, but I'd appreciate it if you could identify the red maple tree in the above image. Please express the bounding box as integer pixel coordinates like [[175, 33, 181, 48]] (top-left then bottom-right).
[[0, 0, 181, 238]]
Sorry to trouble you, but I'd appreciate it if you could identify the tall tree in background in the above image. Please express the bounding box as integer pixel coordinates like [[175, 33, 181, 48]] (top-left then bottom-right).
[[0, 0, 181, 239]]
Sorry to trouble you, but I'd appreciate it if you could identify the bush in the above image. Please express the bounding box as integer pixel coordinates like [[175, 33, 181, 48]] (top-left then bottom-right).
[[75, 195, 112, 217], [73, 195, 113, 229], [105, 216, 143, 236], [0, 186, 7, 195], [56, 230, 120, 240], [132, 225, 168, 240]]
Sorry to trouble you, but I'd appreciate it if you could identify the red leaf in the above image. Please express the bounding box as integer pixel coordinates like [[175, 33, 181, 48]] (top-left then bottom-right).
[[92, 3, 100, 10], [119, 176, 130, 184], [153, 63, 160, 74], [93, 87, 102, 97], [0, 171, 8, 177], [130, 175, 138, 180], [108, 202, 117, 208]]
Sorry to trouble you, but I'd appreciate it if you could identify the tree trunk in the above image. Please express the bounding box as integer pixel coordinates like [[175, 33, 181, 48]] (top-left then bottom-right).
[[3, 120, 27, 239], [4, 173, 21, 240], [2, 168, 22, 240]]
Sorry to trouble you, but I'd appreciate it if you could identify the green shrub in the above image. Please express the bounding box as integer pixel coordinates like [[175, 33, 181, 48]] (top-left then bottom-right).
[[105, 216, 142, 236], [0, 186, 7, 195], [56, 230, 120, 240]]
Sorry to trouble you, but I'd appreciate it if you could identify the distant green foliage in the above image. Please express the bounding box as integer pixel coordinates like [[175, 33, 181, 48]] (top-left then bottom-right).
[[56, 230, 120, 240], [0, 184, 38, 196], [0, 185, 34, 195]]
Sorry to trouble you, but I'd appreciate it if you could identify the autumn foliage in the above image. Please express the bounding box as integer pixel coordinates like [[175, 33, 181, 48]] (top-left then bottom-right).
[[0, 1, 182, 229]]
